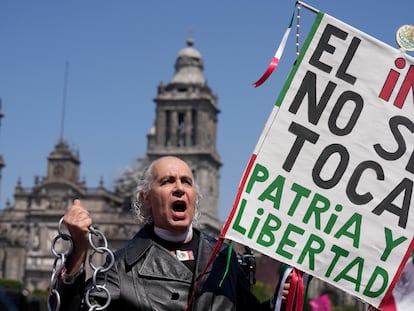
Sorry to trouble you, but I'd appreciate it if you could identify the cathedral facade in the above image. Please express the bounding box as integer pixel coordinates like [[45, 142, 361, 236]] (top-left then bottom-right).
[[0, 37, 221, 292]]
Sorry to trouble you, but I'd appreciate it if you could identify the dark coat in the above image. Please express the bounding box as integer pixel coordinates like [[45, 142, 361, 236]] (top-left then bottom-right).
[[59, 226, 273, 311]]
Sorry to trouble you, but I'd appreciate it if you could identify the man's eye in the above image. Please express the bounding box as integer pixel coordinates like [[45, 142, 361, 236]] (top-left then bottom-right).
[[160, 178, 173, 185]]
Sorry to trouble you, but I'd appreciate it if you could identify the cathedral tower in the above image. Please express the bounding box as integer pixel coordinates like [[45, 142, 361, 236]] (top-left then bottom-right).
[[146, 37, 222, 232]]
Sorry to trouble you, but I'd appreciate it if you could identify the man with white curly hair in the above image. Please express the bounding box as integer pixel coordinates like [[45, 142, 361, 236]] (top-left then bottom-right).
[[57, 156, 290, 310]]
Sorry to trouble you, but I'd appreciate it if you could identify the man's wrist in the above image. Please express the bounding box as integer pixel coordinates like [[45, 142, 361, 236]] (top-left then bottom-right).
[[61, 263, 84, 284]]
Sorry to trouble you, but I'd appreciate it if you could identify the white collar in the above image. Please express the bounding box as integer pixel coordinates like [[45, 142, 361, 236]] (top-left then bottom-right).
[[154, 225, 193, 243]]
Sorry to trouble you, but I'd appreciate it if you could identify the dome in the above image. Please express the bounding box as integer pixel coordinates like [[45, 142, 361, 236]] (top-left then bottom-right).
[[177, 38, 202, 59], [171, 37, 205, 85]]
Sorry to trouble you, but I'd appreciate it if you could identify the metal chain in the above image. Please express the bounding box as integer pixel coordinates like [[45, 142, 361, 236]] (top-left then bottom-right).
[[85, 226, 115, 311], [48, 217, 73, 311], [48, 217, 115, 311]]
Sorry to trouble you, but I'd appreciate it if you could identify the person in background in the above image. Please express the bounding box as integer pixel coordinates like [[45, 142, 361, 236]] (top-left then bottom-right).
[[56, 156, 290, 310]]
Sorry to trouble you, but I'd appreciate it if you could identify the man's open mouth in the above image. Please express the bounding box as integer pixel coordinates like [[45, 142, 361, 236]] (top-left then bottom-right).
[[172, 201, 186, 212]]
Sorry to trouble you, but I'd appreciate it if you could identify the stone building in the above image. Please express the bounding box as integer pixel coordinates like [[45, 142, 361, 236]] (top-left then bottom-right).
[[0, 140, 134, 291], [0, 37, 222, 292]]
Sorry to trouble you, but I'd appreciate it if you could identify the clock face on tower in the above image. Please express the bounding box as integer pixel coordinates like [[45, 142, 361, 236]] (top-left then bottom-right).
[[53, 165, 64, 177]]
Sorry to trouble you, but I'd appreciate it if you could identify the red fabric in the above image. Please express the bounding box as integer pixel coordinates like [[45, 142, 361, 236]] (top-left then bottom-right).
[[253, 57, 279, 87], [295, 270, 304, 311], [285, 268, 298, 311], [285, 268, 305, 311], [381, 295, 397, 311]]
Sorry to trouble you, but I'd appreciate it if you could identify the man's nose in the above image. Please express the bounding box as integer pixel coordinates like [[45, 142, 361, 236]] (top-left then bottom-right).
[[173, 181, 185, 197], [173, 189, 184, 197]]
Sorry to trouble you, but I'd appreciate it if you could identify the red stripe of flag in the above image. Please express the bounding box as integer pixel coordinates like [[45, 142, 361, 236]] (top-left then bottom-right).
[[253, 8, 295, 87]]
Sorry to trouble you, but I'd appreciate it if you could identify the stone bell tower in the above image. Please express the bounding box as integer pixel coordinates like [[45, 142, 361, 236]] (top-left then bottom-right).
[[146, 37, 222, 233]]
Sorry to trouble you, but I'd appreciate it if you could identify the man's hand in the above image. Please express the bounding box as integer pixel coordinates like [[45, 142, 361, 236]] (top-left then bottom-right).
[[63, 199, 92, 274]]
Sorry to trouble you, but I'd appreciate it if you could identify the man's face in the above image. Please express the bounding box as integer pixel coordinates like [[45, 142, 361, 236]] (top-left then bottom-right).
[[145, 157, 196, 235]]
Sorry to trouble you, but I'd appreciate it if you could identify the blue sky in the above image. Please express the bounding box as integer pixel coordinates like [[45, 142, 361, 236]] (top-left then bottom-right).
[[0, 0, 412, 221]]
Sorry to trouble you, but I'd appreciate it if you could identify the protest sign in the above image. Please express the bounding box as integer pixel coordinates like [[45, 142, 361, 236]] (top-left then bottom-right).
[[222, 12, 414, 308]]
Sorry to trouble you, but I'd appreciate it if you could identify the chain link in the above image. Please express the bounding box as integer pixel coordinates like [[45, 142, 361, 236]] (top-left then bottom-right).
[[48, 217, 115, 311], [85, 226, 115, 310]]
